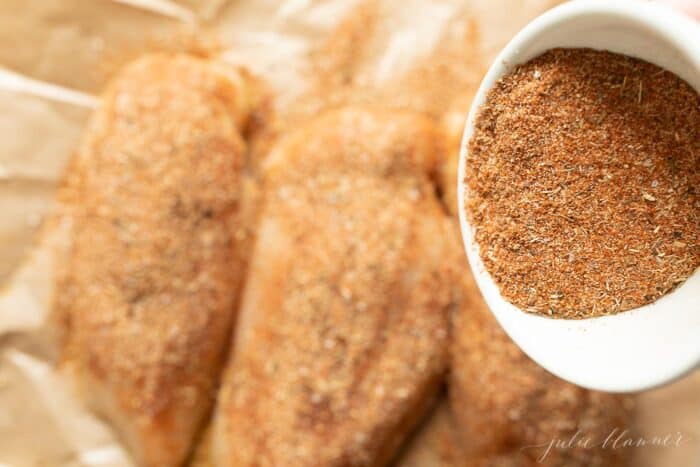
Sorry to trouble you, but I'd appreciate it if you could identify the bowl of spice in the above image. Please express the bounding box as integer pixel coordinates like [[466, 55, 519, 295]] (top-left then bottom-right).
[[458, 0, 700, 392]]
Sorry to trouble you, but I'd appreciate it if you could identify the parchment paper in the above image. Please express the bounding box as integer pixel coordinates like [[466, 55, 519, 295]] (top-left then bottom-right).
[[0, 1, 698, 466]]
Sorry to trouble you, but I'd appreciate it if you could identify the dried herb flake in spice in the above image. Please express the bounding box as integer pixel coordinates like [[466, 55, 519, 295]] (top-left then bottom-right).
[[464, 48, 699, 318]]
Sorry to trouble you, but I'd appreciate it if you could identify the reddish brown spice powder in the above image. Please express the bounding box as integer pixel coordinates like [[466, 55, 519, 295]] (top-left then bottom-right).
[[465, 48, 700, 318]]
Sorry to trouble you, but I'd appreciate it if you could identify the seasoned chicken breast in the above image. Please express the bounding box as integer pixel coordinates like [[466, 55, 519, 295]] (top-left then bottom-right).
[[211, 107, 458, 467], [449, 264, 634, 467], [53, 54, 263, 467], [443, 92, 634, 467]]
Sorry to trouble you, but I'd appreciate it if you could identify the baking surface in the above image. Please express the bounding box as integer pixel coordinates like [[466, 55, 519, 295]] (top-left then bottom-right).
[[0, 1, 698, 466]]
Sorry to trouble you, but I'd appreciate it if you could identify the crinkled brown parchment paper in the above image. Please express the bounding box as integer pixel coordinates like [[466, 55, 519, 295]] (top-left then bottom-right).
[[0, 1, 698, 466]]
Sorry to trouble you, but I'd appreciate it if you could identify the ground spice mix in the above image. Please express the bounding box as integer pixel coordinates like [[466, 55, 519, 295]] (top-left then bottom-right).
[[465, 48, 700, 318]]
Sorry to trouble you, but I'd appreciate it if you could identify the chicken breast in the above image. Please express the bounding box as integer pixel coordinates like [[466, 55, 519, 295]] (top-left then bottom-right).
[[443, 92, 634, 467], [211, 107, 458, 467], [449, 270, 635, 467], [53, 54, 263, 467]]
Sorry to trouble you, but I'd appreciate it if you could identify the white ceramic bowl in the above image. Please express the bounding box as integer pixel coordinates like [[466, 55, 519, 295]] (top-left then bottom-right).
[[457, 0, 700, 392]]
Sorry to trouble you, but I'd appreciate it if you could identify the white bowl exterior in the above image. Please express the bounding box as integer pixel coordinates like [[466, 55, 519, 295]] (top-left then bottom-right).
[[457, 0, 700, 392]]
